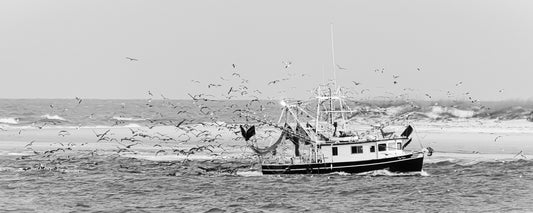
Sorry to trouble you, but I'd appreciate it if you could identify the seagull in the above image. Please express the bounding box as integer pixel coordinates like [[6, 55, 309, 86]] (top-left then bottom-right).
[[208, 84, 222, 88], [514, 150, 527, 159], [75, 97, 83, 104], [336, 64, 347, 70], [232, 64, 236, 68], [58, 130, 70, 137], [125, 57, 138, 61], [268, 80, 280, 85], [35, 123, 47, 129], [174, 119, 188, 128], [124, 143, 139, 149], [456, 81, 463, 86], [425, 94, 432, 99], [283, 61, 292, 69], [155, 150, 166, 156], [417, 67, 421, 71], [393, 75, 399, 79], [199, 106, 211, 115], [148, 91, 153, 96], [25, 140, 36, 148], [494, 136, 503, 142]]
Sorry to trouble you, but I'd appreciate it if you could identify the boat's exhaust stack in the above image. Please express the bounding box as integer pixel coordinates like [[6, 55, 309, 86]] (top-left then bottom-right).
[[401, 125, 413, 138]]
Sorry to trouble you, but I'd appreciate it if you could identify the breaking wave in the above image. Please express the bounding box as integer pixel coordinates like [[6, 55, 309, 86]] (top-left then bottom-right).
[[111, 116, 146, 121], [0, 100, 533, 129], [0, 117, 19, 124], [354, 169, 429, 177], [379, 104, 533, 121], [428, 106, 474, 118], [40, 114, 67, 121]]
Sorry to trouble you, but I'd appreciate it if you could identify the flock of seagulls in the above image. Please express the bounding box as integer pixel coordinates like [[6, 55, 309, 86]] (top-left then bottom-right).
[[4, 59, 529, 174]]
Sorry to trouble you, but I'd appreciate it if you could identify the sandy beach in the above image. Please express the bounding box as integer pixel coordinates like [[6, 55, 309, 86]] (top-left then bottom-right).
[[1, 119, 531, 163]]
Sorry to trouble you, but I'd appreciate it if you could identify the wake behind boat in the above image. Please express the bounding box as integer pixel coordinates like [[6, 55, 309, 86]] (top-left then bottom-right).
[[241, 83, 431, 175]]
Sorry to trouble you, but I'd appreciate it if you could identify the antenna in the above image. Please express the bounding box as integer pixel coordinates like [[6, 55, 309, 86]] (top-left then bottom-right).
[[322, 63, 326, 85], [330, 23, 337, 87]]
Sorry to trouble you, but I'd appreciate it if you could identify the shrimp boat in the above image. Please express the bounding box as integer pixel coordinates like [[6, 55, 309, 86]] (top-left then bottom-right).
[[242, 84, 427, 175]]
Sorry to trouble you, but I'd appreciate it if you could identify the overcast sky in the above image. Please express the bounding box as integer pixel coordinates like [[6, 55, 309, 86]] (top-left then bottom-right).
[[1, 0, 532, 101]]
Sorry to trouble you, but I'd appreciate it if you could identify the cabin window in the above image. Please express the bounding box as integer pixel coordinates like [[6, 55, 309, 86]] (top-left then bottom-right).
[[351, 146, 363, 154], [378, 144, 387, 151], [397, 142, 402, 150], [370, 146, 375, 153], [332, 147, 338, 156]]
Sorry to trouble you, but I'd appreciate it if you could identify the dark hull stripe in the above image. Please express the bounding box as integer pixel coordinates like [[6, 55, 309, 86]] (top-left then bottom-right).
[[261, 155, 424, 175]]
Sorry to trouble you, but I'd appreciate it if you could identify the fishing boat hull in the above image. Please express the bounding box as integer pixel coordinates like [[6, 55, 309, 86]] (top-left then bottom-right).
[[261, 153, 424, 175]]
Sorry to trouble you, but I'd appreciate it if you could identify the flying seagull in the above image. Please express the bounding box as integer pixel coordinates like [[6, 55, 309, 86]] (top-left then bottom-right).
[[514, 150, 527, 159], [336, 64, 347, 70], [125, 57, 138, 61], [283, 61, 292, 69], [25, 140, 36, 148], [268, 80, 280, 85]]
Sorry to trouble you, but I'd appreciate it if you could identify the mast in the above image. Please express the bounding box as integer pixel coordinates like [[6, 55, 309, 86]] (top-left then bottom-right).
[[330, 23, 337, 87], [329, 87, 333, 125]]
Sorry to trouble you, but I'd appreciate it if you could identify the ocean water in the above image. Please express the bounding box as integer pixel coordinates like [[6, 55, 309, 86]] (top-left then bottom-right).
[[1, 99, 533, 212], [0, 154, 531, 212], [1, 99, 533, 128]]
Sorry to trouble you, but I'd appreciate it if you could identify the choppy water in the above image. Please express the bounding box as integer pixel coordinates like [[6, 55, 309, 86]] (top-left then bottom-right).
[[1, 99, 533, 212], [1, 99, 533, 129], [0, 154, 532, 212]]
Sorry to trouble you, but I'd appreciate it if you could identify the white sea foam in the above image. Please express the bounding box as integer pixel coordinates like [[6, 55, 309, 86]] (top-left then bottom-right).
[[429, 106, 474, 118], [124, 123, 143, 128], [353, 169, 428, 177], [0, 117, 19, 124], [419, 170, 430, 176], [6, 152, 31, 156], [112, 116, 146, 121], [236, 170, 263, 177], [329, 171, 351, 176], [41, 114, 67, 121], [385, 105, 413, 116]]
